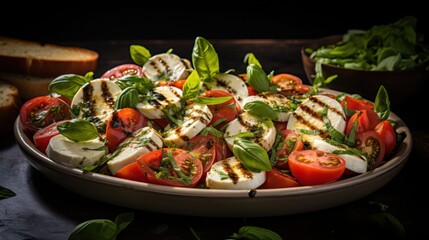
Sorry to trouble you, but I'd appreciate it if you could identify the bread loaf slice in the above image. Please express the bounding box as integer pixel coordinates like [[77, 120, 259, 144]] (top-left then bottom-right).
[[0, 36, 99, 77], [0, 80, 21, 135]]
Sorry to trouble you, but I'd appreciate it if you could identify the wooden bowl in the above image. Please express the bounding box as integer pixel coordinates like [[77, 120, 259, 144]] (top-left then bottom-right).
[[301, 35, 429, 108]]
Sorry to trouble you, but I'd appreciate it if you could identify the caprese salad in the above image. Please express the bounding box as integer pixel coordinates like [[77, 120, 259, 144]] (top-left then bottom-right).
[[19, 37, 401, 190]]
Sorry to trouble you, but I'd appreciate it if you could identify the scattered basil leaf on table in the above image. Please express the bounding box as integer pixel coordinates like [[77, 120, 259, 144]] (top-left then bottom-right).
[[0, 186, 16, 199], [68, 212, 134, 240], [226, 226, 283, 240]]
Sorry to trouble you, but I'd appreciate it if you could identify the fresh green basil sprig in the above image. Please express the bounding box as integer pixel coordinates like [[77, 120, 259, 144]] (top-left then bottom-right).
[[48, 72, 93, 100], [232, 138, 272, 172], [227, 226, 283, 240], [130, 44, 151, 65], [68, 212, 134, 240], [374, 85, 390, 121], [244, 100, 278, 121], [243, 52, 263, 68], [246, 64, 277, 93], [192, 36, 220, 82], [57, 119, 99, 142]]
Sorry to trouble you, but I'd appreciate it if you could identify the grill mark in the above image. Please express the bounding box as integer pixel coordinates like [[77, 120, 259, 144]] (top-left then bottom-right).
[[309, 96, 345, 121], [101, 81, 115, 109], [222, 160, 238, 184], [156, 56, 170, 72], [236, 162, 253, 179], [169, 86, 182, 98], [82, 83, 96, 116], [294, 113, 326, 136]]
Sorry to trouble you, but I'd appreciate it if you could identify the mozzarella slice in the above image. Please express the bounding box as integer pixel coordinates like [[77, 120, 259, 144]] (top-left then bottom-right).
[[163, 103, 213, 147], [71, 78, 122, 126], [242, 93, 293, 122], [287, 94, 346, 143], [142, 53, 192, 81], [205, 156, 266, 190], [202, 73, 249, 108], [107, 126, 163, 175], [46, 134, 107, 169], [224, 112, 276, 152], [312, 139, 368, 173], [135, 86, 183, 119]]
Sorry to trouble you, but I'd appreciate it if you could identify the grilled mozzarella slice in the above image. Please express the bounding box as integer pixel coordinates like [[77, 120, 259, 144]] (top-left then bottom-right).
[[286, 94, 346, 143], [142, 53, 192, 81], [224, 112, 276, 152], [107, 126, 163, 175], [135, 86, 183, 119], [202, 73, 249, 108], [311, 139, 368, 173], [205, 156, 266, 190], [163, 103, 213, 147], [46, 134, 108, 169], [71, 78, 122, 126], [242, 93, 294, 122]]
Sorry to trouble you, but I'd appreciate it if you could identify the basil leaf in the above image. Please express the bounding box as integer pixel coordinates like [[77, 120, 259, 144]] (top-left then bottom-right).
[[368, 212, 406, 238], [130, 45, 151, 65], [233, 138, 272, 172], [244, 100, 278, 121], [0, 186, 16, 199], [114, 212, 134, 234], [374, 85, 390, 121], [69, 219, 117, 240], [191, 96, 232, 105], [192, 36, 219, 82], [182, 70, 201, 100], [115, 87, 138, 109], [229, 226, 283, 240], [115, 75, 155, 94], [58, 119, 99, 142], [246, 64, 270, 93], [48, 74, 89, 99], [243, 52, 262, 68]]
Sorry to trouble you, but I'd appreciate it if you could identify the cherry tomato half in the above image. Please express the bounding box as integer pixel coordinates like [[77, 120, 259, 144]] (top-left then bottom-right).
[[275, 129, 304, 169], [271, 73, 303, 92], [199, 89, 240, 129], [375, 120, 396, 157], [288, 150, 346, 186], [341, 95, 374, 111], [33, 120, 68, 153], [356, 131, 386, 169], [137, 148, 203, 188], [19, 95, 71, 134], [100, 63, 144, 80], [115, 162, 148, 183], [259, 168, 301, 189], [105, 108, 148, 152], [345, 109, 381, 135]]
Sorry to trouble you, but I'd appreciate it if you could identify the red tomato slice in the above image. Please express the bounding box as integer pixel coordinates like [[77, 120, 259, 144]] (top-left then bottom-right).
[[115, 162, 148, 183], [271, 73, 303, 92], [33, 120, 68, 153], [19, 95, 71, 134], [199, 89, 240, 129], [100, 63, 144, 80], [341, 95, 374, 111], [355, 131, 386, 169], [259, 168, 301, 189], [275, 129, 304, 169], [288, 150, 346, 186], [105, 108, 148, 152], [345, 109, 381, 135], [374, 120, 396, 157], [137, 148, 203, 188], [168, 79, 187, 90]]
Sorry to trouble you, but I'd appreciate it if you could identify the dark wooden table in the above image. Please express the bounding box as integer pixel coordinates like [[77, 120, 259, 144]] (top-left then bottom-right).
[[1, 39, 428, 240]]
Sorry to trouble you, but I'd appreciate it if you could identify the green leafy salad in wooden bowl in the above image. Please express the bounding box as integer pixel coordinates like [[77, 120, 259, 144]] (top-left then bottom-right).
[[302, 16, 429, 107]]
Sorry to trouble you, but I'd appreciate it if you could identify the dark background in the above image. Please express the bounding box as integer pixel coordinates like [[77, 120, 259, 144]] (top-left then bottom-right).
[[1, 4, 428, 42]]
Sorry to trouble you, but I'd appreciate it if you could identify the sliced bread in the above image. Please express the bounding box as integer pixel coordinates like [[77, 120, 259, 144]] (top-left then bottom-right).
[[0, 36, 99, 77], [0, 80, 21, 135]]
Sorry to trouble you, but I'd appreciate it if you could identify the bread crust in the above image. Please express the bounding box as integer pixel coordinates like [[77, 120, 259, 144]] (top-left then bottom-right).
[[0, 80, 21, 135], [0, 36, 99, 77]]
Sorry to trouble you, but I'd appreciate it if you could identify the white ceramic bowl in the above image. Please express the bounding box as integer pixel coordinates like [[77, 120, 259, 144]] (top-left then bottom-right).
[[14, 89, 412, 217]]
